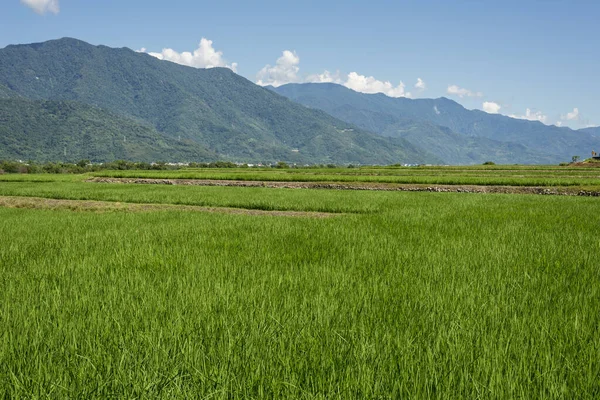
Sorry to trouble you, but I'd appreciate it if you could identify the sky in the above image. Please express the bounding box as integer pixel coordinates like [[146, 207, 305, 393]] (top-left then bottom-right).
[[1, 0, 598, 128]]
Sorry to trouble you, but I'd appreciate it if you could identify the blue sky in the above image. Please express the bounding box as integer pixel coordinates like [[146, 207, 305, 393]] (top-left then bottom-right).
[[2, 0, 598, 128]]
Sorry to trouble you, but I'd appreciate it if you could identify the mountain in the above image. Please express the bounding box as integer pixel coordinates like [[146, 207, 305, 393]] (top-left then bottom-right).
[[376, 119, 554, 165], [577, 127, 600, 158], [284, 95, 553, 165], [269, 83, 598, 164], [579, 127, 600, 136], [0, 98, 214, 162], [0, 38, 439, 165]]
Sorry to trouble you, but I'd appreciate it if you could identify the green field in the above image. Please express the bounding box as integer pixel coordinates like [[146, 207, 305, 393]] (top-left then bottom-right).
[[1, 167, 599, 398], [91, 165, 600, 188]]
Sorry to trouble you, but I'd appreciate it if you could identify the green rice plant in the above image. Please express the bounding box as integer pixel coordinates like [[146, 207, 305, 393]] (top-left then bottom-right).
[[90, 167, 600, 187], [0, 185, 599, 398], [0, 181, 382, 214]]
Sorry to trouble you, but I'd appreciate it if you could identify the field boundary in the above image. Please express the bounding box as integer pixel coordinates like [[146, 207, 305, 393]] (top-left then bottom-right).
[[0, 196, 339, 218], [88, 177, 600, 196]]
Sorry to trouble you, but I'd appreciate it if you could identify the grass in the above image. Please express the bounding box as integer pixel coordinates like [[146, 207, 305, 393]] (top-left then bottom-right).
[[0, 169, 599, 398]]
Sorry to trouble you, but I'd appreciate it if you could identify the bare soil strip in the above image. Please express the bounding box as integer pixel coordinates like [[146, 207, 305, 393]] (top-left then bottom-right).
[[0, 196, 337, 218], [88, 177, 600, 197]]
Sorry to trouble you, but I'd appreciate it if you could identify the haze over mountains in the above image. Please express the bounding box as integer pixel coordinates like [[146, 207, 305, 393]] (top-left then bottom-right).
[[0, 38, 438, 165], [0, 38, 597, 165], [269, 83, 599, 165]]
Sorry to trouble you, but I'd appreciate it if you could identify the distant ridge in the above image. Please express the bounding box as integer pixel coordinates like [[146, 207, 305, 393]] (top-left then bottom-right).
[[269, 83, 599, 164], [578, 126, 600, 136]]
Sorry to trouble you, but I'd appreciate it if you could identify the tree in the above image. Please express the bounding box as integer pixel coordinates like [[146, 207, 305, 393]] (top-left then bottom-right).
[[572, 155, 580, 163]]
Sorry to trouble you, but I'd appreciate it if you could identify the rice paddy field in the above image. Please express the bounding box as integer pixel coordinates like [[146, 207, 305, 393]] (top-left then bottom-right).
[[92, 165, 600, 188], [1, 165, 599, 398]]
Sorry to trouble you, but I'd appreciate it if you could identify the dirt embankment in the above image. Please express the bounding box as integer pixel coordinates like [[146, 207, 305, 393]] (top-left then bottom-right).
[[570, 161, 600, 168], [88, 177, 600, 197]]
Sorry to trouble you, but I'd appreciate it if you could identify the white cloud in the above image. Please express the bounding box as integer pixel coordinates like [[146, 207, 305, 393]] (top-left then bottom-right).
[[433, 106, 441, 115], [447, 85, 483, 98], [305, 70, 343, 84], [20, 0, 59, 14], [415, 78, 426, 91], [509, 108, 548, 124], [256, 50, 412, 97], [140, 38, 237, 72], [561, 107, 580, 121], [482, 101, 501, 114], [256, 50, 300, 86], [344, 72, 411, 98], [556, 121, 563, 127]]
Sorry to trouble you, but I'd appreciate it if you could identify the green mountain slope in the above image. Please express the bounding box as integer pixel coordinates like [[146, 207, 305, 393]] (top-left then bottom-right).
[[379, 119, 556, 165], [270, 83, 598, 164], [0, 99, 214, 162], [313, 101, 555, 165], [0, 83, 19, 99], [0, 38, 439, 164]]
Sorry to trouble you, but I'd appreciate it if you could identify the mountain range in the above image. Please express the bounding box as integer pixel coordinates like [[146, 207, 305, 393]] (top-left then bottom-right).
[[0, 38, 597, 165], [269, 83, 598, 165], [0, 38, 437, 165]]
